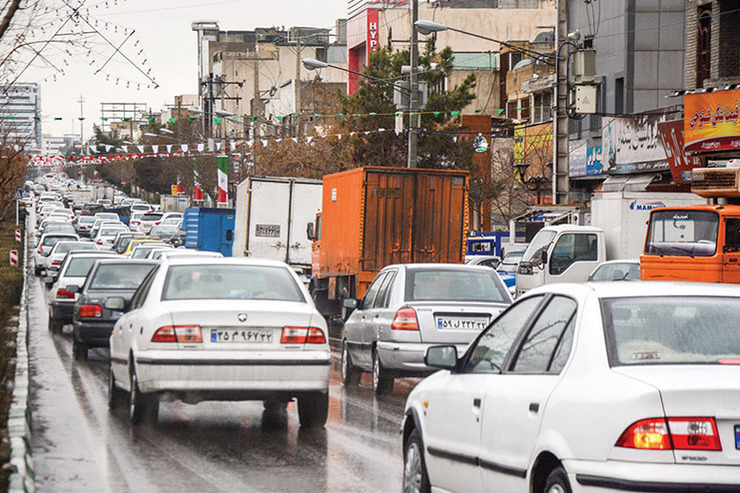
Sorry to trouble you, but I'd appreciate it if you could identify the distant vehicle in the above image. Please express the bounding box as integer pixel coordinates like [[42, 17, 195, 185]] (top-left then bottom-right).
[[96, 199, 112, 206], [148, 224, 180, 241], [588, 259, 641, 282], [497, 249, 525, 274], [130, 243, 173, 259], [465, 255, 501, 269], [402, 282, 740, 493], [128, 211, 146, 231], [90, 219, 123, 240], [73, 215, 97, 237], [152, 250, 223, 261], [94, 224, 129, 248], [81, 203, 105, 216], [38, 221, 76, 239], [122, 237, 163, 256], [130, 202, 152, 213], [35, 233, 80, 275], [183, 207, 235, 257], [108, 258, 331, 426], [111, 232, 145, 255], [136, 211, 164, 234], [47, 251, 118, 333], [44, 241, 99, 285], [342, 264, 512, 394], [71, 259, 157, 360]]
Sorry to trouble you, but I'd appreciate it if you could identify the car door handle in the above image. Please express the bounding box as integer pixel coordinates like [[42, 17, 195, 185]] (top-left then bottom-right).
[[529, 402, 540, 413], [473, 398, 482, 408]]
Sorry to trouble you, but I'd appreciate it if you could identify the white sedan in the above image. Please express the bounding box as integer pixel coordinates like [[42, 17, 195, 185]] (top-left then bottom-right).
[[109, 257, 331, 426], [402, 281, 740, 493]]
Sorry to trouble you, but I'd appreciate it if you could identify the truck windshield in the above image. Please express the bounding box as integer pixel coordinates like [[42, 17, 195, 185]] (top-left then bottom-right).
[[521, 230, 557, 264], [645, 210, 718, 257]]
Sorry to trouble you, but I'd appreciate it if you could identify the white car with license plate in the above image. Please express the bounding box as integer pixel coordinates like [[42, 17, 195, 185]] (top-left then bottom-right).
[[401, 282, 740, 493], [109, 257, 331, 426]]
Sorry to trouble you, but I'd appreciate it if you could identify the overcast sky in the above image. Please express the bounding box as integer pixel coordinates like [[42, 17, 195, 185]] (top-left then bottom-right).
[[27, 0, 347, 142]]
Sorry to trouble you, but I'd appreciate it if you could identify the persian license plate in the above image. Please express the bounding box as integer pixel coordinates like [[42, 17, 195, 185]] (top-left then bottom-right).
[[211, 328, 273, 343], [436, 316, 489, 331], [735, 425, 740, 450]]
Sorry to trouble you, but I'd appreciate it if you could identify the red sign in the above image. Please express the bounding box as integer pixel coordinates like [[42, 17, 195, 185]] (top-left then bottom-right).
[[684, 89, 740, 153], [367, 9, 379, 53], [658, 119, 703, 184]]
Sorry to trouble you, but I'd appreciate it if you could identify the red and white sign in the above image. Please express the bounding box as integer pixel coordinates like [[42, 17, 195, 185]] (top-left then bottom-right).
[[9, 250, 18, 266], [367, 9, 379, 53], [15, 229, 21, 243]]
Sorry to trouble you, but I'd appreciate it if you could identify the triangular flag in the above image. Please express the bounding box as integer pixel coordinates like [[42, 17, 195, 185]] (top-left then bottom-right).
[[166, 145, 173, 154], [137, 145, 145, 154], [292, 137, 298, 143], [168, 118, 177, 124], [89, 145, 98, 154], [306, 137, 313, 144], [105, 145, 112, 152], [197, 144, 205, 152], [181, 144, 189, 152], [451, 111, 460, 117], [216, 142, 222, 150], [152, 145, 159, 154], [497, 109, 505, 115], [121, 146, 128, 153], [261, 140, 268, 147], [214, 117, 224, 126]]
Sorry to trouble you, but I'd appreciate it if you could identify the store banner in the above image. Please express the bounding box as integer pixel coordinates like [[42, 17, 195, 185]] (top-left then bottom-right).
[[569, 139, 588, 177], [658, 119, 703, 184], [602, 114, 669, 174], [586, 146, 603, 175], [684, 88, 740, 153]]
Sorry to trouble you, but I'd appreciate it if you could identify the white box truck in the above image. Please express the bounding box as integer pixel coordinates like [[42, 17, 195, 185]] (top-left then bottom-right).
[[161, 194, 191, 213], [233, 176, 322, 279]]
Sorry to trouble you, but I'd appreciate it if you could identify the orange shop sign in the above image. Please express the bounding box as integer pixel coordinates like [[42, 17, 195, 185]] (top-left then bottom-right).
[[684, 88, 740, 153]]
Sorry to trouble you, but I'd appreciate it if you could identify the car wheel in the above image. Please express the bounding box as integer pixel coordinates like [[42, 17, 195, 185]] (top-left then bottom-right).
[[72, 336, 88, 361], [107, 362, 126, 410], [34, 265, 41, 276], [297, 392, 328, 428], [49, 315, 63, 334], [341, 341, 361, 387], [543, 466, 572, 493], [403, 428, 430, 493], [129, 370, 159, 425], [372, 350, 394, 395]]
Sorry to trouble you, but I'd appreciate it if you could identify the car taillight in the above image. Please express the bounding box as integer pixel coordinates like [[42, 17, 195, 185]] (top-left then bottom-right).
[[391, 307, 419, 330], [280, 326, 325, 344], [155, 221, 161, 225], [151, 325, 202, 343], [96, 238, 103, 244], [79, 304, 102, 318], [616, 417, 721, 451], [51, 261, 61, 266], [57, 288, 75, 299]]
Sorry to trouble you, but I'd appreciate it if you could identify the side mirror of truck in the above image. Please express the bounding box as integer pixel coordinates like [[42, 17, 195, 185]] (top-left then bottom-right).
[[343, 298, 358, 310], [306, 222, 314, 241], [540, 250, 548, 265]]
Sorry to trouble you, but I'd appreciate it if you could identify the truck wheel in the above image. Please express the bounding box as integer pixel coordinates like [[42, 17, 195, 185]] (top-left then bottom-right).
[[341, 341, 361, 387], [297, 392, 328, 428], [372, 350, 394, 395]]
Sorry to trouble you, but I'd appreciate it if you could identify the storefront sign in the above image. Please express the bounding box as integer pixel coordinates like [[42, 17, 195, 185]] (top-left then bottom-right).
[[368, 0, 409, 6], [367, 9, 379, 53], [602, 115, 669, 174], [569, 139, 587, 177], [658, 119, 703, 184], [684, 88, 740, 153], [586, 145, 603, 175]]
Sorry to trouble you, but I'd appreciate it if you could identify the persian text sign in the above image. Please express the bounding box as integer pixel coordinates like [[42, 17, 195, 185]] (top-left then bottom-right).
[[685, 89, 740, 153], [658, 119, 703, 184], [602, 115, 669, 174]]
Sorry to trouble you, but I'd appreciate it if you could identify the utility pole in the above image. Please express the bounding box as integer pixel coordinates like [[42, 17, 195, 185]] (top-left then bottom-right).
[[407, 0, 419, 168], [253, 57, 260, 138], [294, 30, 302, 137], [553, 0, 570, 205], [78, 94, 84, 147]]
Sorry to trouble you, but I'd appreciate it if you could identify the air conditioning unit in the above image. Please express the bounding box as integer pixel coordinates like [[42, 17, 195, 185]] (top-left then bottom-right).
[[691, 167, 740, 198]]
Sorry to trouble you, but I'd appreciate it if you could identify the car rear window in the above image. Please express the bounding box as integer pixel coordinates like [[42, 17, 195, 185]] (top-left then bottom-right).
[[66, 257, 105, 277], [405, 269, 509, 303], [54, 243, 96, 254], [602, 296, 740, 366], [43, 236, 77, 247], [163, 264, 305, 302], [79, 216, 96, 224], [141, 213, 163, 221], [90, 264, 156, 289]]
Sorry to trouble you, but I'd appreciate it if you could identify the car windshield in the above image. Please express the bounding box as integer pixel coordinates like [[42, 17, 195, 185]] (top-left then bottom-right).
[[602, 296, 740, 365], [521, 230, 557, 263], [89, 264, 156, 290], [65, 257, 108, 277], [52, 242, 96, 255], [43, 236, 76, 247], [591, 262, 640, 281], [405, 269, 509, 303], [132, 246, 167, 258], [163, 264, 306, 302], [152, 225, 178, 235], [644, 210, 718, 257]]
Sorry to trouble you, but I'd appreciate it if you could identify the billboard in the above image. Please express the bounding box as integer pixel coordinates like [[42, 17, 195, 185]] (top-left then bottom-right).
[[602, 114, 669, 174], [658, 119, 703, 184], [684, 88, 740, 153]]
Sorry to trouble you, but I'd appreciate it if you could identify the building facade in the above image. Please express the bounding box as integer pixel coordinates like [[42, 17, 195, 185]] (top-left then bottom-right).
[[0, 82, 42, 153]]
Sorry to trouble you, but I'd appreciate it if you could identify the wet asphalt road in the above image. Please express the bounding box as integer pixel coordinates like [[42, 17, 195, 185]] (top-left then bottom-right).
[[27, 253, 411, 492]]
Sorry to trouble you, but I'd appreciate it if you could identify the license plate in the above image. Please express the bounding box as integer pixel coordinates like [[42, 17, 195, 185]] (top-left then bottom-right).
[[735, 425, 740, 450], [211, 328, 273, 343], [436, 316, 489, 331]]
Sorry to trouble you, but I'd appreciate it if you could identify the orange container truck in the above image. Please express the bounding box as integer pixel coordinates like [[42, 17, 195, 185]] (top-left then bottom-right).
[[307, 166, 469, 316]]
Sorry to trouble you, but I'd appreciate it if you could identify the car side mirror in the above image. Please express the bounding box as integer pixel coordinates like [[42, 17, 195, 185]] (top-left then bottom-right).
[[65, 284, 79, 294], [104, 297, 126, 310], [540, 250, 548, 265], [306, 222, 314, 241], [425, 345, 458, 370], [343, 298, 358, 310]]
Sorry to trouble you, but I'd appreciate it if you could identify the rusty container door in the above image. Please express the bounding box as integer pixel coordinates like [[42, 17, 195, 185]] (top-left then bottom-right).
[[412, 172, 467, 264], [362, 170, 415, 271]]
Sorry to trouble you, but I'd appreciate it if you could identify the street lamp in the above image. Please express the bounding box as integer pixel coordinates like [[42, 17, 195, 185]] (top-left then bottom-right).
[[302, 58, 411, 94], [187, 107, 203, 115], [514, 162, 552, 205], [160, 128, 174, 135], [143, 133, 158, 138], [215, 109, 235, 117]]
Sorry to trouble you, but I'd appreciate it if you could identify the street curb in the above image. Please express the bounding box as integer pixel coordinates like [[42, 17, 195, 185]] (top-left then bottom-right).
[[7, 220, 34, 493]]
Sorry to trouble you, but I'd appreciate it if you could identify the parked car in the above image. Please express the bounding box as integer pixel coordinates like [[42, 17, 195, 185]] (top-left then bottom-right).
[[44, 241, 99, 285], [47, 251, 118, 333], [108, 258, 331, 426], [111, 231, 146, 254], [342, 264, 512, 394], [71, 259, 157, 360], [35, 233, 80, 275], [587, 259, 641, 282], [401, 281, 740, 492]]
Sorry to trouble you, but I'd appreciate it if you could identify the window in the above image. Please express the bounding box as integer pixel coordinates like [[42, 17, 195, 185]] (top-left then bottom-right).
[[520, 97, 530, 121], [406, 268, 509, 303], [549, 233, 598, 276], [465, 296, 544, 373], [549, 318, 575, 373], [533, 91, 551, 123], [645, 210, 718, 257], [697, 5, 712, 88], [362, 272, 387, 309], [725, 218, 740, 252], [615, 77, 624, 114], [512, 296, 577, 373], [315, 215, 322, 241], [131, 267, 159, 309], [374, 270, 396, 309], [507, 100, 518, 120]]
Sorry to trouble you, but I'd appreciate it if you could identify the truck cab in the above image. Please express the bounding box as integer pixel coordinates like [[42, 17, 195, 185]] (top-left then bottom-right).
[[516, 225, 606, 297], [640, 204, 740, 283]]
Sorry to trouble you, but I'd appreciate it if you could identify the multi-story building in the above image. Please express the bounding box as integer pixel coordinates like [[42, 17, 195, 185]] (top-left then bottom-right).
[[42, 134, 77, 156], [0, 82, 42, 153]]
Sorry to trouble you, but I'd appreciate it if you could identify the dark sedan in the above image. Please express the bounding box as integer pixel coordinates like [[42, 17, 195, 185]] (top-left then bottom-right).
[[71, 259, 157, 361]]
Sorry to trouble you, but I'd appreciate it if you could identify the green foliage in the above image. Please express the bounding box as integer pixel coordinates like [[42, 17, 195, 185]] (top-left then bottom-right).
[[92, 124, 123, 146]]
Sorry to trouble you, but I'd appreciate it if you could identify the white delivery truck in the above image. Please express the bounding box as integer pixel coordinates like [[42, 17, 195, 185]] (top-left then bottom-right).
[[71, 189, 93, 205], [160, 194, 191, 213], [515, 191, 706, 296], [233, 176, 322, 279]]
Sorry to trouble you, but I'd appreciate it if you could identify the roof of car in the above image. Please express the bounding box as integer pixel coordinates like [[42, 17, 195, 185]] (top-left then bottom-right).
[[162, 257, 290, 268], [525, 281, 740, 300], [94, 258, 157, 266], [384, 263, 502, 272]]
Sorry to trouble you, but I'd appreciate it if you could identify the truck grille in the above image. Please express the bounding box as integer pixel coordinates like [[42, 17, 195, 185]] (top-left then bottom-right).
[[691, 168, 740, 197]]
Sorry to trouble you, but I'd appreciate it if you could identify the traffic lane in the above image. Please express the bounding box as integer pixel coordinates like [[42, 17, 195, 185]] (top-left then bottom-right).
[[30, 273, 409, 492]]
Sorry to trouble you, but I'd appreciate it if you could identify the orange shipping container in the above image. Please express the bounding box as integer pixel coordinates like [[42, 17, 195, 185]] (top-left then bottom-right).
[[310, 166, 469, 314]]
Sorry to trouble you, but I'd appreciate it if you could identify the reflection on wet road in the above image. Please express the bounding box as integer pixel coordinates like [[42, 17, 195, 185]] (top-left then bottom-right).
[[28, 271, 410, 492]]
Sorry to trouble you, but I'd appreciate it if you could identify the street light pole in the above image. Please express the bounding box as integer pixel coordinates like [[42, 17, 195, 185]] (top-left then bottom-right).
[[553, 0, 570, 205], [408, 0, 419, 168]]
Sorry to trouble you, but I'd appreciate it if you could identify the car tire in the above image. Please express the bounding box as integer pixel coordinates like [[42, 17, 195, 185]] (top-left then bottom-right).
[[543, 465, 572, 493], [372, 349, 394, 395], [297, 392, 328, 428], [341, 341, 361, 387], [108, 362, 126, 410], [129, 370, 158, 425], [49, 315, 63, 334], [403, 428, 431, 493], [34, 265, 41, 276], [72, 336, 88, 361]]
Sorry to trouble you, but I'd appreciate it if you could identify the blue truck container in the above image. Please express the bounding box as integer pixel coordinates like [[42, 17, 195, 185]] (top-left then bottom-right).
[[183, 207, 236, 257]]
